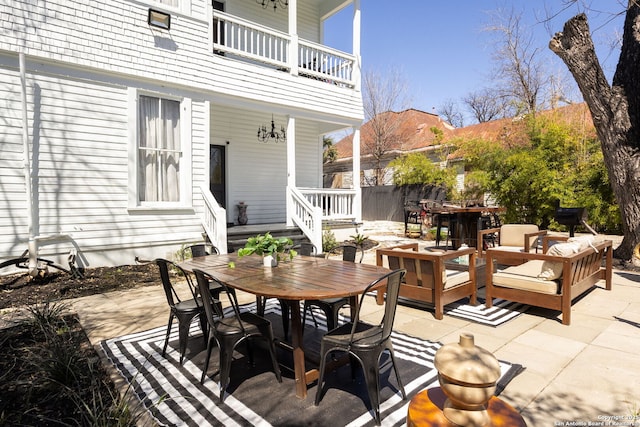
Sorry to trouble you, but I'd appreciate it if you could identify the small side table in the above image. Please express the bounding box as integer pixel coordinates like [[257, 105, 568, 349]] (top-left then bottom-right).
[[406, 387, 526, 427]]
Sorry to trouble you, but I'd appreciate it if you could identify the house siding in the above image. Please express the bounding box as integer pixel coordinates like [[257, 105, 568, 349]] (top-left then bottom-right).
[[0, 56, 207, 267], [1, 0, 362, 269], [210, 104, 321, 225], [1, 0, 362, 120]]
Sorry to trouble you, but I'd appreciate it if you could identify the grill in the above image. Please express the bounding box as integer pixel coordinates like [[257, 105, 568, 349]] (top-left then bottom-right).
[[554, 206, 587, 237]]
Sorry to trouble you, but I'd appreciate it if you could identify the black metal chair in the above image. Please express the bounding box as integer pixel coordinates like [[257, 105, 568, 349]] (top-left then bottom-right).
[[435, 211, 459, 249], [188, 244, 220, 257], [187, 244, 224, 313], [314, 269, 407, 426], [478, 213, 501, 250], [302, 244, 362, 332], [155, 258, 207, 365], [293, 242, 316, 256], [192, 268, 282, 402]]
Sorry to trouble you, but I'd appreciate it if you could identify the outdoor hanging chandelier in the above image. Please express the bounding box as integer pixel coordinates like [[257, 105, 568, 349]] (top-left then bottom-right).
[[257, 115, 286, 143], [256, 0, 288, 12]]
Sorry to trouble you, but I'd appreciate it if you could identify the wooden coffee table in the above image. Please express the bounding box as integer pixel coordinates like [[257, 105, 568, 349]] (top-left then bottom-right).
[[406, 387, 526, 426]]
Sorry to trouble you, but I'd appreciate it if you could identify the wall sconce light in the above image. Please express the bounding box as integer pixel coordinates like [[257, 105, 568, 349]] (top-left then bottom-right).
[[148, 9, 171, 30], [257, 115, 286, 143]]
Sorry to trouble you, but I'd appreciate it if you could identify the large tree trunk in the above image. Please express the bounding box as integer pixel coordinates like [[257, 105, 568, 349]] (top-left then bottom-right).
[[549, 6, 640, 261]]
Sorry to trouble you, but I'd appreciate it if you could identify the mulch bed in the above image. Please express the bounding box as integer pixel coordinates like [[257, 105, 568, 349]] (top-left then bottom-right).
[[1, 263, 160, 310]]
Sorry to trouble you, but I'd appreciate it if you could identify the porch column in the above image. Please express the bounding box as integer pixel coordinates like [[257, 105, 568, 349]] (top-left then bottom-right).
[[288, 0, 298, 77], [286, 115, 296, 226], [352, 126, 362, 222], [352, 0, 362, 92]]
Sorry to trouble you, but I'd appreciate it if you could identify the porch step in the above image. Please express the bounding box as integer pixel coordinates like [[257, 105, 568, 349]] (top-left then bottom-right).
[[225, 224, 309, 253]]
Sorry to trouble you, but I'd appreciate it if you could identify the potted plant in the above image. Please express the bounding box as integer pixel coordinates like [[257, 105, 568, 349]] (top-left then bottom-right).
[[238, 233, 297, 267]]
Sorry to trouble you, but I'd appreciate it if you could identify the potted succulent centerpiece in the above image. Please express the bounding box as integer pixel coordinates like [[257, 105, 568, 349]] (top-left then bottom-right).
[[238, 233, 297, 267]]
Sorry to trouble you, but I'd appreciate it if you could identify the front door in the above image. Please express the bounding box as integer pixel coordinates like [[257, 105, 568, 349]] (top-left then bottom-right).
[[210, 145, 226, 208]]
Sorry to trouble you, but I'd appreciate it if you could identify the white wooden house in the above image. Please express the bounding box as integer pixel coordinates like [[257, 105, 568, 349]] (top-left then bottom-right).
[[1, 0, 364, 273]]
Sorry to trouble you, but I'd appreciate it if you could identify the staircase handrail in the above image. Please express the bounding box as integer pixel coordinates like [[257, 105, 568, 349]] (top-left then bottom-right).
[[288, 187, 322, 253], [200, 184, 228, 254]]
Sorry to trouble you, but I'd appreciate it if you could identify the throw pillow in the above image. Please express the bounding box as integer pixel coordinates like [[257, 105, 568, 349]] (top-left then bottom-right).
[[537, 240, 584, 280]]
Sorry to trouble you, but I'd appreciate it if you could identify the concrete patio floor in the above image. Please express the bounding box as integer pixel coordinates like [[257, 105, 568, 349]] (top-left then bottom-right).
[[51, 222, 640, 425]]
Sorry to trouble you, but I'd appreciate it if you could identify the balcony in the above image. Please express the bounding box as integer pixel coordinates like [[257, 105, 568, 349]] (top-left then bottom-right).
[[212, 11, 357, 89]]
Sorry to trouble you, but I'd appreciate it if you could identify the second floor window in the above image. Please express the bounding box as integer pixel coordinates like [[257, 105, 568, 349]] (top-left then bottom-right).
[[138, 95, 181, 203]]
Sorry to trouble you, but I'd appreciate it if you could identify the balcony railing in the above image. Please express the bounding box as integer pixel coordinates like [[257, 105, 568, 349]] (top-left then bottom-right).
[[299, 188, 357, 220], [287, 187, 357, 252], [212, 11, 356, 88]]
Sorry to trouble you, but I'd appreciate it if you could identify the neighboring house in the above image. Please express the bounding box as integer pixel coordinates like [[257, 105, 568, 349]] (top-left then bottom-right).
[[324, 109, 457, 188], [325, 103, 595, 195], [1, 0, 364, 272]]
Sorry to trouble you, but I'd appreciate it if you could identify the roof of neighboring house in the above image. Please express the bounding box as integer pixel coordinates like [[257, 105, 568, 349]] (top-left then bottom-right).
[[448, 102, 595, 147], [333, 109, 455, 160], [330, 103, 596, 162]]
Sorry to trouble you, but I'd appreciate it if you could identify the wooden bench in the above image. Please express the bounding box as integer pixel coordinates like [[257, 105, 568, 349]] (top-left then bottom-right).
[[376, 243, 477, 319], [485, 236, 613, 325]]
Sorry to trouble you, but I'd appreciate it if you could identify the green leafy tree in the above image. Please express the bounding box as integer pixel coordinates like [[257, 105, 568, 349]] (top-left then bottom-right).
[[388, 152, 457, 197], [460, 113, 619, 232], [323, 136, 337, 164]]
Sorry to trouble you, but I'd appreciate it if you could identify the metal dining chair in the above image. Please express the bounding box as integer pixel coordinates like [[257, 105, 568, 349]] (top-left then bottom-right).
[[314, 269, 407, 425], [187, 243, 224, 313], [192, 268, 282, 402], [188, 244, 220, 257], [293, 242, 316, 256], [302, 244, 362, 332], [155, 258, 207, 365]]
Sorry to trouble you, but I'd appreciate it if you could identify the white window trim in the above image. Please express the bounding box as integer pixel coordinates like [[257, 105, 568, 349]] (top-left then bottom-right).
[[127, 87, 193, 210]]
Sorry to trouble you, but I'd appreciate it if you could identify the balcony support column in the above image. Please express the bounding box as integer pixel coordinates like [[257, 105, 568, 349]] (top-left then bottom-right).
[[353, 0, 361, 91], [288, 0, 298, 77], [286, 115, 296, 226], [352, 125, 362, 222]]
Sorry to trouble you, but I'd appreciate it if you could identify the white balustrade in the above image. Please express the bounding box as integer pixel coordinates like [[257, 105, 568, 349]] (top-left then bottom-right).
[[298, 40, 354, 87], [200, 185, 227, 254], [214, 12, 288, 67], [213, 11, 356, 88], [298, 188, 356, 220]]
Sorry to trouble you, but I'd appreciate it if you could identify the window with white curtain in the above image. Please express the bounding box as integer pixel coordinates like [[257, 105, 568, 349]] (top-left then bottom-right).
[[138, 95, 181, 203]]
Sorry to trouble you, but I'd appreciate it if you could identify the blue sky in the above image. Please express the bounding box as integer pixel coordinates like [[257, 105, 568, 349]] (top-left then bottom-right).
[[324, 1, 625, 124]]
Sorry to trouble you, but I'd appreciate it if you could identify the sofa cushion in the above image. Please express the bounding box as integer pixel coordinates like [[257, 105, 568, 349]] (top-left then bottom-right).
[[500, 224, 539, 247], [444, 270, 470, 289], [494, 260, 560, 294], [538, 238, 595, 280], [492, 245, 527, 253]]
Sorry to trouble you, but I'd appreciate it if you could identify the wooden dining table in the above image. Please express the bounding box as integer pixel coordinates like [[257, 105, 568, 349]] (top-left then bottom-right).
[[431, 206, 505, 249], [179, 253, 391, 399]]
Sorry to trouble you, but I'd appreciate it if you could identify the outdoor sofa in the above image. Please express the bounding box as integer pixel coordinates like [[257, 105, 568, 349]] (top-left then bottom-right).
[[376, 243, 477, 319], [485, 235, 613, 325]]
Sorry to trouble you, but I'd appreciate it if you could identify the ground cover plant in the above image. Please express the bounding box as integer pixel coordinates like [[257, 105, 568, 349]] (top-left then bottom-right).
[[0, 264, 159, 426], [0, 302, 138, 426]]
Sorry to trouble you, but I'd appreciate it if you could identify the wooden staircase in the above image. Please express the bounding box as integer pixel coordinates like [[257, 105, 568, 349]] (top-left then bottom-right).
[[224, 224, 310, 253]]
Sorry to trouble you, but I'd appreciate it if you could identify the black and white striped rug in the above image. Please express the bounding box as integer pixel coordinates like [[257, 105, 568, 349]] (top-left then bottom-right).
[[398, 297, 529, 327], [101, 301, 523, 427]]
